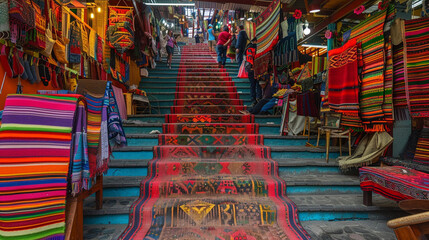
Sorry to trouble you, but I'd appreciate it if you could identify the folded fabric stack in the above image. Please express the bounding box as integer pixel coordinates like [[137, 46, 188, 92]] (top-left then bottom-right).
[[0, 94, 89, 239]]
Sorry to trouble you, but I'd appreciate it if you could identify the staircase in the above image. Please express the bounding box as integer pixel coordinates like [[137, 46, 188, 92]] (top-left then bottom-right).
[[83, 46, 403, 239]]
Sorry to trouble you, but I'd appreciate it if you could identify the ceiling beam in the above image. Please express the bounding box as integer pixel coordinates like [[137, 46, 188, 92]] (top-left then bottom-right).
[[299, 0, 369, 44], [197, 0, 270, 7]]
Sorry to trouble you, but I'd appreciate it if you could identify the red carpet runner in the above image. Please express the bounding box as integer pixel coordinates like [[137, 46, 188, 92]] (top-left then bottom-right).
[[119, 45, 310, 239]]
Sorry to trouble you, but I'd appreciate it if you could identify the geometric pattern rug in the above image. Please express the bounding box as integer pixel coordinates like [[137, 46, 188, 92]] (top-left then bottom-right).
[[119, 45, 311, 239]]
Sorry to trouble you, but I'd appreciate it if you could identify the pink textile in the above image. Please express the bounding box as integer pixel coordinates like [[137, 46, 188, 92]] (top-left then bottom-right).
[[113, 86, 127, 120]]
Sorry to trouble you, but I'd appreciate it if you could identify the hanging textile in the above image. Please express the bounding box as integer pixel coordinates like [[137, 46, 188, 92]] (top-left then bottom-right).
[[382, 5, 397, 122], [328, 38, 362, 129], [89, 29, 97, 58], [350, 9, 387, 131], [107, 7, 135, 53], [413, 127, 429, 166], [68, 21, 82, 64], [255, 0, 280, 58], [312, 56, 327, 75], [253, 51, 272, 80], [403, 17, 429, 118], [0, 94, 89, 239], [76, 80, 127, 176]]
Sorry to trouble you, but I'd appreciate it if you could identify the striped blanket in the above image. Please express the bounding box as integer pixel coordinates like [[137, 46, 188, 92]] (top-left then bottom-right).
[[255, 0, 280, 58], [413, 127, 429, 166], [350, 9, 387, 131], [404, 17, 429, 118], [0, 94, 89, 239]]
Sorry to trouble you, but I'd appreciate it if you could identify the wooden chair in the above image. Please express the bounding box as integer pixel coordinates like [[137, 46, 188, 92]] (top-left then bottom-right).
[[387, 200, 429, 240], [316, 113, 352, 162]]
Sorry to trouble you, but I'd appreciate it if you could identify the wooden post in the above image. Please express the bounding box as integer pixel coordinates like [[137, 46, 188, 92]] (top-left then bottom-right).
[[363, 191, 372, 206], [325, 129, 331, 163]]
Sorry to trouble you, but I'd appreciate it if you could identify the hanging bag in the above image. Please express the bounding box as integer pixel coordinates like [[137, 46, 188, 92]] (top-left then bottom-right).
[[41, 0, 55, 56], [237, 60, 248, 78]]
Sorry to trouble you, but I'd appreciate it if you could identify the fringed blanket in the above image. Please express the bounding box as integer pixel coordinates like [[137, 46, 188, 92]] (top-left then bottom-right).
[[255, 0, 280, 58], [77, 80, 127, 177], [404, 17, 429, 118], [360, 166, 429, 201], [338, 131, 393, 170], [350, 9, 387, 131], [0, 94, 88, 239], [328, 39, 362, 129]]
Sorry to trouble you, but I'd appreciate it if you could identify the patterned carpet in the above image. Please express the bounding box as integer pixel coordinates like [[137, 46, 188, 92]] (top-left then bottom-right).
[[119, 45, 310, 239]]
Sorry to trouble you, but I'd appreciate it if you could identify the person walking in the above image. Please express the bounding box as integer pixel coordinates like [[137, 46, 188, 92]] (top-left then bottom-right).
[[165, 30, 177, 69], [194, 33, 200, 44], [216, 25, 232, 68], [235, 25, 248, 66], [207, 24, 216, 52], [245, 37, 261, 106]]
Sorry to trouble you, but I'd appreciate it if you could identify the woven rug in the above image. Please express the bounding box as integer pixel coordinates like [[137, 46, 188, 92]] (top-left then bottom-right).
[[171, 105, 247, 114], [404, 17, 429, 118], [328, 38, 362, 129], [174, 98, 243, 106], [350, 9, 387, 131], [0, 94, 88, 239], [255, 0, 280, 58], [360, 166, 429, 201], [119, 44, 310, 239], [413, 127, 429, 166]]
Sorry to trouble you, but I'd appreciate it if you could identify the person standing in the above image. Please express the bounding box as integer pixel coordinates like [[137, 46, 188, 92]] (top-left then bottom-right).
[[207, 24, 216, 52], [245, 37, 261, 106], [194, 33, 200, 44], [216, 25, 232, 68], [235, 25, 248, 66], [165, 30, 177, 69]]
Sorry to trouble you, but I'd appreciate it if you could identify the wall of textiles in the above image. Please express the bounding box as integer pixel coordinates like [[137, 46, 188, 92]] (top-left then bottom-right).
[[0, 0, 150, 110]]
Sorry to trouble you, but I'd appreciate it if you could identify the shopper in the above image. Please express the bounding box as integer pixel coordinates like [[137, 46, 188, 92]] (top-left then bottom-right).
[[235, 25, 248, 66], [207, 24, 216, 52], [165, 30, 177, 69], [245, 37, 261, 106], [194, 33, 200, 44], [216, 25, 232, 68]]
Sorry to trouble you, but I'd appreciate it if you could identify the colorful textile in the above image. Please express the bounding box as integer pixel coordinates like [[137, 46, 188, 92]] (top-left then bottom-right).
[[68, 21, 82, 64], [107, 7, 135, 53], [350, 9, 387, 130], [296, 91, 320, 118], [255, 0, 280, 58], [0, 94, 89, 239], [254, 51, 272, 80], [392, 43, 409, 120], [77, 80, 126, 176], [312, 56, 328, 75], [360, 166, 429, 201], [404, 17, 429, 118], [413, 127, 429, 166], [328, 38, 362, 129], [171, 105, 246, 114], [120, 44, 310, 240]]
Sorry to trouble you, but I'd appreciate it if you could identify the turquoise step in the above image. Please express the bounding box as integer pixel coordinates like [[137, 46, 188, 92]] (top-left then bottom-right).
[[111, 147, 340, 160], [145, 99, 253, 107], [146, 92, 251, 101], [140, 81, 250, 88], [123, 125, 282, 135], [125, 137, 324, 147], [126, 115, 282, 124], [143, 87, 250, 93]]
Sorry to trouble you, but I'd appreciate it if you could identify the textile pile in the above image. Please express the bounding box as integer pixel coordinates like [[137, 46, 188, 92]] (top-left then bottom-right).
[[119, 45, 310, 239], [0, 94, 89, 239]]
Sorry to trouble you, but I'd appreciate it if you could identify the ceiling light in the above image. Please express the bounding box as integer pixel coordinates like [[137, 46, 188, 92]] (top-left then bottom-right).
[[309, 0, 321, 13], [90, 13, 95, 19], [240, 17, 244, 20], [97, 7, 101, 12], [247, 18, 252, 21], [303, 20, 310, 35], [301, 44, 327, 49], [145, 3, 195, 6]]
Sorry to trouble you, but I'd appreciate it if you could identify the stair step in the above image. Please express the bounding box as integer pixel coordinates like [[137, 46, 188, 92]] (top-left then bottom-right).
[[126, 114, 282, 124], [83, 224, 127, 240]]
